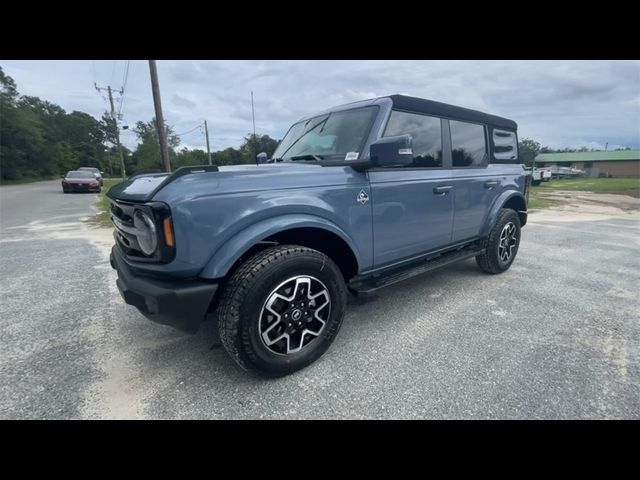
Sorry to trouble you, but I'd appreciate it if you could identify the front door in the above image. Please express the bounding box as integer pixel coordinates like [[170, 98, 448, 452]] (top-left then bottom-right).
[[368, 111, 454, 268]]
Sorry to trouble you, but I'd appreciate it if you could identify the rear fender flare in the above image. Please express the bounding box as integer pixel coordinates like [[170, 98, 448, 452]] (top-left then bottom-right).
[[480, 190, 527, 237]]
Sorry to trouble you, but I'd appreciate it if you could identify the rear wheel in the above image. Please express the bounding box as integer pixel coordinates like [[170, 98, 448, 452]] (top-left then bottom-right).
[[476, 208, 521, 274], [217, 245, 347, 377]]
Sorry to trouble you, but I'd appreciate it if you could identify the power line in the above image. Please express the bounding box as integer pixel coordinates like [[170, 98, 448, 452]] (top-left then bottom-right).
[[92, 62, 112, 114], [95, 83, 126, 179], [110, 60, 117, 85], [176, 129, 204, 137], [121, 60, 130, 90], [174, 122, 204, 136], [117, 60, 131, 118]]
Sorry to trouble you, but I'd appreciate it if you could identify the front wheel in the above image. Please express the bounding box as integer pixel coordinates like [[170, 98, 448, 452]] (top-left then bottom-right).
[[217, 245, 347, 377], [476, 208, 521, 274]]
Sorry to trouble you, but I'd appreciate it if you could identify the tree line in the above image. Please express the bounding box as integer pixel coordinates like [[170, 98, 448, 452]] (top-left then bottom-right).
[[0, 66, 280, 182], [3, 66, 634, 181]]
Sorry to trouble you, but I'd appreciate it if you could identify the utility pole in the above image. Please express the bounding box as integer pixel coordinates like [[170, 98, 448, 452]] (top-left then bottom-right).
[[204, 120, 212, 166], [107, 149, 112, 177], [148, 60, 171, 172], [251, 91, 256, 138], [251, 91, 258, 162], [95, 83, 126, 179]]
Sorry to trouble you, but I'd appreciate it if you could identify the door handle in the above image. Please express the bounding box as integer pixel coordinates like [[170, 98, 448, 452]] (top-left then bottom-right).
[[433, 186, 453, 195], [484, 180, 499, 189]]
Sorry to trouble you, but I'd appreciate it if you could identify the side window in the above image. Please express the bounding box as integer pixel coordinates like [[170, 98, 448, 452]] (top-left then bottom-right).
[[492, 128, 518, 161], [450, 120, 487, 167], [384, 110, 442, 167]]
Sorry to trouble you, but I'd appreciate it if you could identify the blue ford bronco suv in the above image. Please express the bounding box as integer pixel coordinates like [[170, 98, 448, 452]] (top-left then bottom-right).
[[109, 94, 528, 376]]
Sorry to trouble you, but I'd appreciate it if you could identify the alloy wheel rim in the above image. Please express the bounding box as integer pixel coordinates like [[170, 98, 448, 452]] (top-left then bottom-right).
[[259, 275, 331, 355], [498, 222, 518, 263]]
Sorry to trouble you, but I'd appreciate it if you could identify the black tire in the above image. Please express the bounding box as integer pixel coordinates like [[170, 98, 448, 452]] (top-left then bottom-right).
[[476, 208, 521, 274], [217, 245, 347, 377]]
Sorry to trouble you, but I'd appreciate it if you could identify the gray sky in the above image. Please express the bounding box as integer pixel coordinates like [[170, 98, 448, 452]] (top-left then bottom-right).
[[2, 60, 639, 152]]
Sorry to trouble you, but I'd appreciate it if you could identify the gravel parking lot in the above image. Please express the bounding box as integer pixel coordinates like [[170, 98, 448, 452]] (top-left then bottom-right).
[[1, 180, 638, 419]]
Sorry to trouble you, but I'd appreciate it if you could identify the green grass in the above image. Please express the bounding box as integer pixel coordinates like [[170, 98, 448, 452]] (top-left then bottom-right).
[[528, 192, 561, 210], [87, 178, 122, 228], [536, 177, 640, 197]]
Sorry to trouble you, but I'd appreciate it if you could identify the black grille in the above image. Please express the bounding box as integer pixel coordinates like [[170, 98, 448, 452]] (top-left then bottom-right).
[[110, 200, 146, 258], [109, 199, 175, 263]]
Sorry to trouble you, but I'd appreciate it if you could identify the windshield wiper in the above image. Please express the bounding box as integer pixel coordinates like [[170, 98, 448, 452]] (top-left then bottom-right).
[[290, 154, 324, 162], [277, 115, 330, 160]]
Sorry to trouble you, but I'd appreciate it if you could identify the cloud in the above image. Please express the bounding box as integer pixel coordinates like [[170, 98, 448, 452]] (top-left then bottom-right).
[[171, 93, 196, 109], [1, 60, 638, 152]]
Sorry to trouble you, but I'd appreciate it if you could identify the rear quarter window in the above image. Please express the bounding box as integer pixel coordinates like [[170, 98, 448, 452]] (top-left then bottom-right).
[[491, 128, 519, 163]]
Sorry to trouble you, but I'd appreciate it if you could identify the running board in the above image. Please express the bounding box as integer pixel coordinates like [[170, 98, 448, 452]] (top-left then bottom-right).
[[349, 246, 485, 295]]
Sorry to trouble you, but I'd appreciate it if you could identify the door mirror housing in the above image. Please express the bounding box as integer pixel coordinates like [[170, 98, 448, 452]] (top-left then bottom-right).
[[256, 152, 268, 164], [369, 135, 413, 167]]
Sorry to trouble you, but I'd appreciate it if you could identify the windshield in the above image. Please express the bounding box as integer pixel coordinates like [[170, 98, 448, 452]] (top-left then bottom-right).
[[79, 167, 99, 173], [67, 171, 96, 179], [272, 107, 377, 162]]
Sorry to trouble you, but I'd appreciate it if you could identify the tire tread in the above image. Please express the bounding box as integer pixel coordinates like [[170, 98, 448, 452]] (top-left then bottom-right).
[[476, 208, 521, 274], [217, 245, 341, 375]]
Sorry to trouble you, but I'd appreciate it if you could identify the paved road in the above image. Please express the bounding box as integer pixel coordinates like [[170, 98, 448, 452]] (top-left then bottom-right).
[[1, 180, 639, 419]]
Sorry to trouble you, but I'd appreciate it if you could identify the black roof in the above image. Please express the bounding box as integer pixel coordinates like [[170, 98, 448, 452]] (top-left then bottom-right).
[[388, 95, 517, 131]]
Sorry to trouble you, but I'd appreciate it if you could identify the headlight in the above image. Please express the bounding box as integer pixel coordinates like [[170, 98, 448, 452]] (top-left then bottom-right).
[[133, 210, 158, 255]]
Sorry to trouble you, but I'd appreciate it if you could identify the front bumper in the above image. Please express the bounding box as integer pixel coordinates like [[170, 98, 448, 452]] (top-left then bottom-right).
[[110, 246, 218, 333], [64, 183, 100, 192]]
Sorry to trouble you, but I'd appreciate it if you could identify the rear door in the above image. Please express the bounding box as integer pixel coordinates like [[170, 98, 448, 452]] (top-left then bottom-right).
[[446, 119, 500, 243], [368, 110, 454, 267]]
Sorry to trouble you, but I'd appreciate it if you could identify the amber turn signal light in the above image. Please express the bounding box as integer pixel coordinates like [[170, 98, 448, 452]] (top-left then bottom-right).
[[163, 218, 174, 247]]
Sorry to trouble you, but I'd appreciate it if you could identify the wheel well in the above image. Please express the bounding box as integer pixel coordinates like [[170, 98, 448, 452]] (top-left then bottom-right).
[[267, 228, 358, 280], [503, 195, 527, 226], [229, 227, 359, 282]]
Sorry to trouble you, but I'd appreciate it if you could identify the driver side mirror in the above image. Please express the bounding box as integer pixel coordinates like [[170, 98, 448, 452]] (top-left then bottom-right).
[[256, 152, 268, 164], [369, 135, 413, 168]]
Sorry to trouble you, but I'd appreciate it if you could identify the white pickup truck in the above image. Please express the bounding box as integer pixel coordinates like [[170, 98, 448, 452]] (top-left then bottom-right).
[[526, 167, 551, 185]]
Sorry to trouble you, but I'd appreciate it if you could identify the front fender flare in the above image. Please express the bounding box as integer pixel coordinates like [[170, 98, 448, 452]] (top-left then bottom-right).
[[480, 190, 527, 237], [198, 214, 362, 280]]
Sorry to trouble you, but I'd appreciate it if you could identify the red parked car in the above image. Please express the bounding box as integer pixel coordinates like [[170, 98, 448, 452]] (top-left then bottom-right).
[[62, 170, 101, 193]]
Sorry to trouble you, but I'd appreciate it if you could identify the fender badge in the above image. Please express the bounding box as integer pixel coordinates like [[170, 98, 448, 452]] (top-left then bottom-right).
[[357, 190, 369, 205]]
